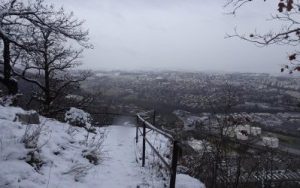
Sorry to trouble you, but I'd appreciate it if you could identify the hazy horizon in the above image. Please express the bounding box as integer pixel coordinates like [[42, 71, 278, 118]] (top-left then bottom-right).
[[90, 68, 300, 77], [51, 0, 293, 74]]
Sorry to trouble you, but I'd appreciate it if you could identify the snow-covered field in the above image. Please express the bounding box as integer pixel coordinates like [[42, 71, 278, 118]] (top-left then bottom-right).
[[0, 105, 204, 188]]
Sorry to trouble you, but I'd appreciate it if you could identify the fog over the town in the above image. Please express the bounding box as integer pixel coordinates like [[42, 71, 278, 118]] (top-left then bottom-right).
[[51, 0, 291, 74]]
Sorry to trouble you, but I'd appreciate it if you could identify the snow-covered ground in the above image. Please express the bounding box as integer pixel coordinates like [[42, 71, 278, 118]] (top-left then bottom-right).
[[0, 105, 204, 188]]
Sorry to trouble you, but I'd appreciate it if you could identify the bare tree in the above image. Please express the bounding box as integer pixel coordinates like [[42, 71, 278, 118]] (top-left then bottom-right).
[[0, 0, 90, 94], [225, 0, 300, 73], [0, 0, 47, 94], [12, 26, 91, 114]]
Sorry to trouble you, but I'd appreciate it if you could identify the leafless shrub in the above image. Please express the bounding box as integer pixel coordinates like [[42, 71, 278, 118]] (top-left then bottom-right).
[[62, 164, 93, 182], [20, 120, 51, 171], [21, 125, 42, 149], [26, 150, 44, 171], [82, 129, 107, 165]]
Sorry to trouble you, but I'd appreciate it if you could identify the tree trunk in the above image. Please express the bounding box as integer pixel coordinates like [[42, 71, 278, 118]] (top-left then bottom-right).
[[0, 38, 18, 94], [43, 64, 51, 113], [234, 155, 242, 188]]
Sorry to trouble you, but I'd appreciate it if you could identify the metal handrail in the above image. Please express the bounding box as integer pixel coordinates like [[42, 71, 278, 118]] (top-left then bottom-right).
[[137, 113, 173, 140], [136, 112, 179, 188]]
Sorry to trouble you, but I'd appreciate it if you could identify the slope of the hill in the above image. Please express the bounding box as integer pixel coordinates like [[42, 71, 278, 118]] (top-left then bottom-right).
[[0, 105, 204, 188]]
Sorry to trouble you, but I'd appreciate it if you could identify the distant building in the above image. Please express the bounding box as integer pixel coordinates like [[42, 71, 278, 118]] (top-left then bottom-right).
[[223, 124, 261, 140], [236, 131, 248, 140], [262, 137, 279, 148], [250, 127, 262, 136], [235, 124, 251, 135]]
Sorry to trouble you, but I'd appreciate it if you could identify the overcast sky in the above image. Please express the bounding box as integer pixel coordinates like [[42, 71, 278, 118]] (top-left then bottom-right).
[[51, 0, 291, 74]]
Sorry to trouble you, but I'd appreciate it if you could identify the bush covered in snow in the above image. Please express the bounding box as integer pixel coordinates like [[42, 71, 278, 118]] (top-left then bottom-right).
[[65, 107, 92, 129]]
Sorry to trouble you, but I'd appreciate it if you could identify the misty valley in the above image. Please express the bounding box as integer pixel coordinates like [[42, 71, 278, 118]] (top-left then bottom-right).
[[32, 70, 300, 188]]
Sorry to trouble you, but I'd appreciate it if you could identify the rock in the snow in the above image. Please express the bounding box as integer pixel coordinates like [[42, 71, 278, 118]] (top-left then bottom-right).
[[15, 111, 40, 124]]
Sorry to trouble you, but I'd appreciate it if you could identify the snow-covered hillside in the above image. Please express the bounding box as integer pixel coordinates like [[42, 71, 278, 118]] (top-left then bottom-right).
[[0, 105, 204, 188]]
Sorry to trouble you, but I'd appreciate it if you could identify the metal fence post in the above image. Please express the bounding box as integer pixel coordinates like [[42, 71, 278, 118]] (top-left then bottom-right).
[[136, 116, 139, 143], [170, 140, 179, 188], [142, 121, 146, 167]]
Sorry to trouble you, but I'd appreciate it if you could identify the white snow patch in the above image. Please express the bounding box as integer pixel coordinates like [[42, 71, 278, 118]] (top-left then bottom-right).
[[176, 174, 205, 188]]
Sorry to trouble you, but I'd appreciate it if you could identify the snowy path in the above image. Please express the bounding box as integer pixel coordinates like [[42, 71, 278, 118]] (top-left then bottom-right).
[[89, 125, 151, 188], [85, 125, 204, 188]]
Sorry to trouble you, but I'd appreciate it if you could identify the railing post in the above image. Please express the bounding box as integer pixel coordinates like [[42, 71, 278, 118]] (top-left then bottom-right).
[[170, 140, 179, 188], [136, 115, 139, 143], [153, 110, 156, 126], [142, 121, 146, 167]]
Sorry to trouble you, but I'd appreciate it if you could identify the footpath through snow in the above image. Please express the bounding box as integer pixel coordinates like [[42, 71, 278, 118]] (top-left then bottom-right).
[[88, 125, 205, 188], [93, 125, 158, 187], [0, 105, 204, 188]]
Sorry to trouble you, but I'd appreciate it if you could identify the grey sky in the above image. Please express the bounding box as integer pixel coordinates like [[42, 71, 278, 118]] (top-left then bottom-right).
[[51, 0, 291, 74]]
